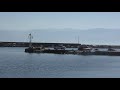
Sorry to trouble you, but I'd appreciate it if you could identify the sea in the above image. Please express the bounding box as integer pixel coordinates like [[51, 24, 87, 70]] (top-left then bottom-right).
[[0, 47, 120, 78]]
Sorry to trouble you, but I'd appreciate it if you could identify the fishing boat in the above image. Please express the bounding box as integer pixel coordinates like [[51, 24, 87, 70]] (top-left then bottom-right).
[[54, 45, 66, 50], [78, 45, 92, 51], [108, 46, 116, 51]]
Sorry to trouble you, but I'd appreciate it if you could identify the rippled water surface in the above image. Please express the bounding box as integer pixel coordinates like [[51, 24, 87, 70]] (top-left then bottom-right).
[[0, 47, 120, 78]]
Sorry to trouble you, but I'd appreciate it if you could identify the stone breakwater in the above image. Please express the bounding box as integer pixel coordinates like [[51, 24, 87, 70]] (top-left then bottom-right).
[[1, 42, 120, 48], [25, 48, 120, 56]]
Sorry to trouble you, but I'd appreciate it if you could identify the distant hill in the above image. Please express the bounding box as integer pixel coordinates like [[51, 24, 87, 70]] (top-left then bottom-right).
[[0, 28, 120, 45]]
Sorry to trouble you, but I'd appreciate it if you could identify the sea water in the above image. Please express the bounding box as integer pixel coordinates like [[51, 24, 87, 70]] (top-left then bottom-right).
[[0, 47, 120, 78]]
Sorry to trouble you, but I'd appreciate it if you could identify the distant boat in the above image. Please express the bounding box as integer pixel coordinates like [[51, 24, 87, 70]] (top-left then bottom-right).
[[54, 45, 66, 50], [78, 45, 92, 51], [94, 48, 99, 51], [108, 48, 116, 51], [108, 46, 116, 51]]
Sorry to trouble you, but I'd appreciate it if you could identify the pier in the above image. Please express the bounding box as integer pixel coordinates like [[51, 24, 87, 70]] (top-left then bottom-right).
[[24, 33, 120, 56], [25, 48, 120, 56], [1, 41, 120, 49], [2, 33, 120, 56]]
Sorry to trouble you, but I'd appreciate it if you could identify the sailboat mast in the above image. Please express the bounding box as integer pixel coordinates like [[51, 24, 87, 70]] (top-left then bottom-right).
[[78, 36, 79, 44]]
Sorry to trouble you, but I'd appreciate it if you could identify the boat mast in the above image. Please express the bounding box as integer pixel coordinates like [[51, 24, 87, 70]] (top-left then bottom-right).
[[28, 33, 33, 48], [78, 36, 79, 44]]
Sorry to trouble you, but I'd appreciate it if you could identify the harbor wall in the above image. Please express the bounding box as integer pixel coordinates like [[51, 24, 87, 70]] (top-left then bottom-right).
[[0, 41, 120, 48], [0, 42, 81, 48]]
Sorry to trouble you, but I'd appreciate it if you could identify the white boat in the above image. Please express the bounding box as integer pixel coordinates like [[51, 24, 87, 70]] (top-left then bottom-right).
[[78, 45, 92, 51], [54, 45, 66, 50]]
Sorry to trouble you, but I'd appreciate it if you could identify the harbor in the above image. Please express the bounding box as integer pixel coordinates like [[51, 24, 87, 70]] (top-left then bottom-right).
[[24, 34, 120, 56], [1, 12, 120, 78], [25, 47, 120, 56]]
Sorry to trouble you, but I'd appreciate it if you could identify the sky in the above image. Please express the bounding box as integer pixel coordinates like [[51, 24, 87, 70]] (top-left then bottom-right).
[[0, 12, 120, 30], [1, 12, 120, 45]]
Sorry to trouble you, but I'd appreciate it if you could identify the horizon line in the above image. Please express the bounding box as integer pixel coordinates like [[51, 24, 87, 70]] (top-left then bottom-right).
[[0, 28, 120, 31]]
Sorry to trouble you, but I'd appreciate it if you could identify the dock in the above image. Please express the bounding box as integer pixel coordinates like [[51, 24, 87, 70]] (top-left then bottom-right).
[[24, 33, 120, 56], [24, 47, 120, 56]]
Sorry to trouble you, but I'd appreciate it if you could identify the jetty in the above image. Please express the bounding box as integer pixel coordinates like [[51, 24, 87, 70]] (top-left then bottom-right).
[[25, 34, 120, 56], [25, 47, 120, 56], [24, 34, 120, 56]]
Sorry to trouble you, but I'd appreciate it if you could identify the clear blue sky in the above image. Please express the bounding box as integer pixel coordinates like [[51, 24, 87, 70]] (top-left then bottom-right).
[[0, 12, 120, 30]]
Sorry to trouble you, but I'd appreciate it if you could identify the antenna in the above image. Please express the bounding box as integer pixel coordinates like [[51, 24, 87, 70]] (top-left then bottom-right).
[[28, 33, 33, 48]]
